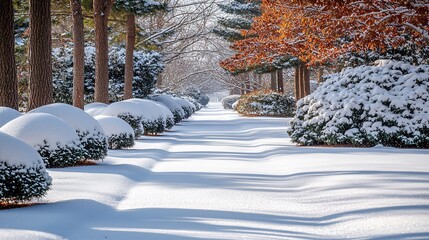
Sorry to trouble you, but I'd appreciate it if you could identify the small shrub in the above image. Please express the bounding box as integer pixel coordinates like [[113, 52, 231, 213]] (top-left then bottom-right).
[[143, 117, 165, 135], [0, 132, 52, 202], [94, 115, 135, 149], [288, 61, 429, 148], [1, 113, 85, 168], [236, 90, 296, 117], [108, 133, 135, 149], [0, 107, 22, 127], [118, 113, 144, 138], [29, 103, 108, 161], [221, 95, 241, 109]]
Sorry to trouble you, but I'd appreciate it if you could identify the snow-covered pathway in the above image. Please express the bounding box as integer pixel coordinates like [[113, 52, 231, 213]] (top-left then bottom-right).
[[1, 103, 429, 240]]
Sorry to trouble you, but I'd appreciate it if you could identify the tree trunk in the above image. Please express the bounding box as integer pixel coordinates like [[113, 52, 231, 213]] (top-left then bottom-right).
[[70, 0, 85, 109], [93, 0, 113, 103], [303, 65, 311, 96], [277, 69, 284, 93], [294, 66, 299, 100], [28, 0, 52, 110], [317, 67, 324, 83], [124, 14, 135, 100], [270, 71, 277, 91], [0, 0, 18, 110]]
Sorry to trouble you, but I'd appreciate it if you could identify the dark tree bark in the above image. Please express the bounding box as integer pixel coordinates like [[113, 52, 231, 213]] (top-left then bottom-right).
[[277, 69, 284, 93], [270, 71, 277, 91], [93, 0, 114, 103], [294, 66, 300, 101], [124, 13, 135, 100], [71, 0, 85, 109], [303, 65, 311, 96], [0, 0, 18, 109], [28, 0, 53, 110]]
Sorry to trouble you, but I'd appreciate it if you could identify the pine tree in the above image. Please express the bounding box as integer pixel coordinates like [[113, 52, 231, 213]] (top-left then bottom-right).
[[0, 0, 18, 109], [70, 0, 85, 109], [113, 0, 166, 100], [28, 0, 53, 110]]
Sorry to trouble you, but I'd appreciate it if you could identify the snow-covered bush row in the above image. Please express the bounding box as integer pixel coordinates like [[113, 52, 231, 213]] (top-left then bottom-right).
[[181, 88, 210, 107], [0, 132, 52, 202], [84, 102, 108, 117], [174, 97, 195, 119], [288, 61, 429, 148], [235, 90, 296, 117], [123, 99, 167, 135], [0, 107, 22, 127], [52, 45, 164, 103], [94, 116, 135, 150], [0, 113, 84, 168], [221, 95, 241, 109], [150, 94, 186, 123], [30, 104, 108, 161]]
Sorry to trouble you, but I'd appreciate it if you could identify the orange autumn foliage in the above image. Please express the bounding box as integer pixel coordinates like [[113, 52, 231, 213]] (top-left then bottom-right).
[[221, 0, 429, 72]]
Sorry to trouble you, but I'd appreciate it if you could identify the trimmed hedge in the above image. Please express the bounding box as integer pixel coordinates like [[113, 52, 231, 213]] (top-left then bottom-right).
[[235, 90, 295, 117]]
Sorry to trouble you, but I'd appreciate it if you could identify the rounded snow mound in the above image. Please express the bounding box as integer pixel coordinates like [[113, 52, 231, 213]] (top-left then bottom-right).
[[174, 97, 195, 118], [288, 61, 429, 148], [84, 102, 108, 117], [123, 98, 167, 134], [0, 131, 52, 201], [100, 101, 144, 138], [94, 115, 135, 150], [154, 102, 175, 130], [0, 107, 22, 127], [0, 113, 84, 167], [221, 95, 241, 109], [30, 103, 108, 160], [150, 95, 186, 123]]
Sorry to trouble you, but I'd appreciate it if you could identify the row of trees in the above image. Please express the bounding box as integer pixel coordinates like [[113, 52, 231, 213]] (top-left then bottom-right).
[[218, 0, 428, 100], [0, 0, 165, 111]]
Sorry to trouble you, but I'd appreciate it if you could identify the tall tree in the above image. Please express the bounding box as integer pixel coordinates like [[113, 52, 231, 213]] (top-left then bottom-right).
[[70, 0, 85, 109], [0, 0, 18, 109], [28, 0, 53, 110], [113, 0, 166, 100], [93, 0, 114, 103]]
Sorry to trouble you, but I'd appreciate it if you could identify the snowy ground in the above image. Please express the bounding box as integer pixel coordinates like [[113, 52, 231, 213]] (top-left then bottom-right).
[[1, 103, 429, 240]]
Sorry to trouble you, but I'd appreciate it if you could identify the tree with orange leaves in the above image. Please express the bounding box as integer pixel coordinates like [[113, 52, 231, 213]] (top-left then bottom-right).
[[221, 0, 429, 99]]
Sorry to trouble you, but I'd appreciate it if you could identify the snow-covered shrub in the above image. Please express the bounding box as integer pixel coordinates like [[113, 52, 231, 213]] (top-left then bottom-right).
[[30, 103, 108, 161], [221, 95, 241, 109], [84, 102, 108, 117], [288, 61, 429, 148], [174, 97, 195, 119], [150, 94, 186, 123], [154, 102, 175, 130], [52, 45, 164, 103], [100, 101, 145, 138], [0, 107, 22, 127], [123, 98, 167, 135], [181, 88, 210, 107], [0, 132, 52, 202], [0, 113, 84, 168], [94, 116, 135, 150], [183, 97, 203, 111], [236, 90, 296, 117]]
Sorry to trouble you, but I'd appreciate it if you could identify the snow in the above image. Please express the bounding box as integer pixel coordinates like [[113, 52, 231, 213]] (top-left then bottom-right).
[[0, 131, 45, 167], [151, 94, 186, 117], [0, 107, 22, 127], [0, 113, 81, 151], [94, 115, 134, 138], [122, 98, 165, 121], [84, 103, 108, 117], [154, 102, 174, 120], [0, 103, 428, 239], [29, 103, 106, 141], [174, 97, 196, 111]]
